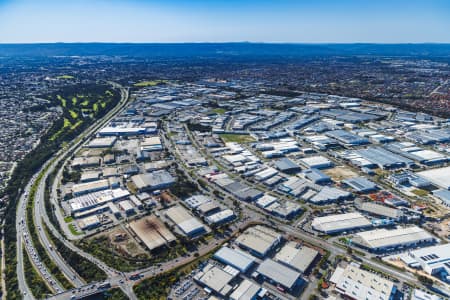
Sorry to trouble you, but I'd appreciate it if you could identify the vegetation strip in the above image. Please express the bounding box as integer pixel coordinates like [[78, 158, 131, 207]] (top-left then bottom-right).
[[22, 245, 52, 299]]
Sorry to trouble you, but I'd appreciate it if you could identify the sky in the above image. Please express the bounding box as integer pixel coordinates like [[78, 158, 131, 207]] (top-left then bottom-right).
[[0, 0, 449, 43]]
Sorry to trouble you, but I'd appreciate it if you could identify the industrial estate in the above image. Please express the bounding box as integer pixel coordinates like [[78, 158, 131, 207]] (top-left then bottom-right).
[[1, 43, 450, 300]]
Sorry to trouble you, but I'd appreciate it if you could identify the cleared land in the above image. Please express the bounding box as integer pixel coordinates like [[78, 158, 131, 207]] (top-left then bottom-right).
[[220, 133, 255, 143], [323, 166, 358, 181]]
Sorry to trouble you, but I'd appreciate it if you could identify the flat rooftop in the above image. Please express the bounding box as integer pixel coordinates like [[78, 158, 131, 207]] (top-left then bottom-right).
[[311, 212, 372, 233], [417, 166, 450, 190]]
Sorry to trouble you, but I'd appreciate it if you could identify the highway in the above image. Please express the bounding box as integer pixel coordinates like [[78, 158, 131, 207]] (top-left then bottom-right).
[[15, 83, 138, 299]]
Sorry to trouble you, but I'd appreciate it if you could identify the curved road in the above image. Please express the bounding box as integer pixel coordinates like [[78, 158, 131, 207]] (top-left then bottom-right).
[[16, 83, 134, 299]]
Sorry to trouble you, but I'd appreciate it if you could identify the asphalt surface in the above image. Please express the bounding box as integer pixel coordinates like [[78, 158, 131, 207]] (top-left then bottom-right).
[[15, 84, 136, 299]]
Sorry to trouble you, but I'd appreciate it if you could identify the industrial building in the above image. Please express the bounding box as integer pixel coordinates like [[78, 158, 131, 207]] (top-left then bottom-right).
[[330, 263, 396, 300], [130, 170, 175, 192], [433, 189, 450, 207], [357, 201, 403, 220], [299, 156, 333, 169], [98, 126, 147, 136], [77, 215, 101, 230], [311, 212, 372, 234], [303, 168, 331, 184], [256, 259, 303, 292], [235, 225, 282, 258], [87, 137, 117, 148], [388, 171, 431, 188], [72, 179, 110, 196], [213, 246, 256, 273], [229, 279, 261, 300], [325, 129, 370, 146], [117, 200, 135, 215], [165, 205, 206, 237], [343, 177, 377, 193], [274, 242, 318, 273], [355, 147, 414, 169], [308, 186, 351, 205], [129, 215, 176, 251], [273, 157, 302, 174], [205, 209, 235, 225], [68, 188, 130, 214], [417, 166, 450, 190], [351, 226, 435, 252], [140, 136, 163, 152], [194, 263, 239, 297], [409, 244, 450, 278]]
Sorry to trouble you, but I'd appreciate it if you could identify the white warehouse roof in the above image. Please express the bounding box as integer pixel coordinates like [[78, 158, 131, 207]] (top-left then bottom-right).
[[311, 212, 372, 234], [213, 246, 255, 272], [352, 226, 435, 250]]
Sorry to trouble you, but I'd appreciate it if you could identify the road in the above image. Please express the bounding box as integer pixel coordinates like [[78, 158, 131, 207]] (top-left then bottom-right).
[[16, 84, 138, 299]]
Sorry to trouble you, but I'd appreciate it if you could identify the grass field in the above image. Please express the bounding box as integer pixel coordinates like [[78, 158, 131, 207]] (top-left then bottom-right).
[[68, 224, 83, 236], [69, 110, 78, 119], [212, 108, 227, 114], [411, 189, 428, 197], [133, 79, 167, 87], [64, 216, 73, 223], [56, 75, 74, 79], [57, 95, 66, 107], [219, 133, 255, 143]]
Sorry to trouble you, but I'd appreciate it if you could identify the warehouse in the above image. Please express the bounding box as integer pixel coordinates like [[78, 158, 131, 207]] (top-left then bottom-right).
[[303, 168, 331, 184], [417, 166, 450, 190], [77, 215, 101, 230], [184, 195, 211, 209], [129, 215, 176, 251], [87, 137, 117, 148], [165, 205, 206, 237], [355, 147, 414, 169], [352, 226, 436, 252], [140, 136, 163, 152], [299, 156, 333, 169], [256, 259, 303, 292], [325, 129, 370, 146], [72, 179, 110, 196], [275, 242, 318, 273], [143, 160, 171, 172], [320, 108, 380, 123], [388, 171, 431, 188], [409, 243, 450, 277], [205, 209, 235, 225], [213, 246, 256, 273], [330, 264, 396, 300], [274, 157, 301, 174], [80, 170, 101, 183], [98, 126, 147, 136], [254, 167, 278, 181], [433, 189, 450, 206], [343, 176, 377, 193], [255, 194, 278, 208], [311, 212, 372, 234], [235, 225, 282, 258], [264, 201, 302, 219], [68, 188, 130, 214], [118, 200, 135, 215], [229, 279, 261, 300], [130, 170, 175, 192], [194, 263, 238, 297], [72, 156, 101, 168], [357, 201, 403, 220], [308, 186, 351, 205]]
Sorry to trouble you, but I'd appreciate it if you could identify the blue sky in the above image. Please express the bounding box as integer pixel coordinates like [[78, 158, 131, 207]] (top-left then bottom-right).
[[0, 0, 449, 43]]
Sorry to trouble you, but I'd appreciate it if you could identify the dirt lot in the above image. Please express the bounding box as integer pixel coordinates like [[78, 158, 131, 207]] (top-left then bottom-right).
[[106, 227, 148, 258], [323, 165, 358, 181]]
